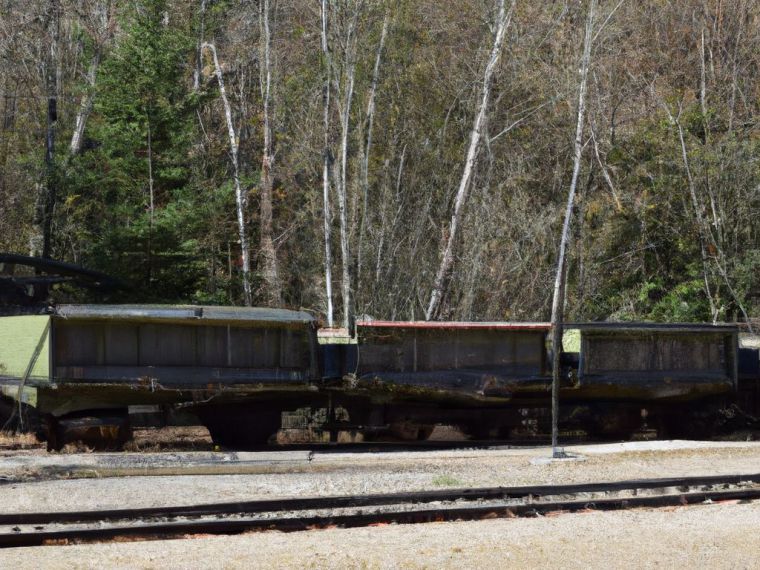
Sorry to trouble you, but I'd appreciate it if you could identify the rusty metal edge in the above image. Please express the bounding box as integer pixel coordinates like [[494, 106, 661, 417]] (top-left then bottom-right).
[[356, 321, 551, 330]]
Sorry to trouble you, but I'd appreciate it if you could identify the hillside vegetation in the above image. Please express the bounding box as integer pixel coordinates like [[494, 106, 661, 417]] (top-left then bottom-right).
[[2, 0, 759, 324]]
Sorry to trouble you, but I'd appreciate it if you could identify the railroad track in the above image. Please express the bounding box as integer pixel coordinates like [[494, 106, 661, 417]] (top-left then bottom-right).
[[2, 473, 760, 548]]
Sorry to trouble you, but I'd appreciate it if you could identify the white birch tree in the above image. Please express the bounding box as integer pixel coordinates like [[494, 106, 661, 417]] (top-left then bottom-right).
[[425, 0, 515, 321], [69, 0, 115, 155], [357, 10, 389, 297], [325, 0, 363, 330], [202, 42, 253, 305], [320, 0, 335, 327], [258, 0, 281, 305]]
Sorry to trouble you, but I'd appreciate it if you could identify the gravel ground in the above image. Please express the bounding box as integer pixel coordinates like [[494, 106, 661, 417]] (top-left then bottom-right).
[[2, 441, 760, 568], [1, 501, 759, 569], [1, 441, 760, 513]]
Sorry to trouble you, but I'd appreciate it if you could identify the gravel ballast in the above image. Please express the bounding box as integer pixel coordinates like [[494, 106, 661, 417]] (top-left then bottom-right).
[[1, 441, 760, 567], [0, 501, 758, 568], [2, 441, 760, 513]]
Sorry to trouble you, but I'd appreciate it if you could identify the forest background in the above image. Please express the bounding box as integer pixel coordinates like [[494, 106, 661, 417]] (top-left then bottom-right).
[[1, 0, 759, 327]]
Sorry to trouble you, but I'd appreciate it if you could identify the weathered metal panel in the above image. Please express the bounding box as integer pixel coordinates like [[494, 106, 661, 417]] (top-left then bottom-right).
[[104, 323, 139, 365], [358, 320, 549, 330], [577, 324, 738, 399], [584, 336, 724, 373], [355, 323, 550, 399], [237, 328, 279, 368], [197, 325, 229, 367], [358, 326, 546, 375], [280, 328, 312, 369], [55, 321, 104, 366], [53, 365, 310, 384], [569, 322, 737, 333], [50, 306, 318, 388], [139, 324, 197, 366]]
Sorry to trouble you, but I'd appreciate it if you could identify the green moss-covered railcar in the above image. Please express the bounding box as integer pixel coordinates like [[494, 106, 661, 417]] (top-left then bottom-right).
[[0, 305, 320, 448]]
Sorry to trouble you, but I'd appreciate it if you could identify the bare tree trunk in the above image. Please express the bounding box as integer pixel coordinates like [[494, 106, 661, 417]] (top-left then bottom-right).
[[70, 0, 115, 156], [425, 0, 514, 321], [374, 145, 406, 289], [662, 104, 717, 322], [258, 0, 281, 306], [669, 107, 753, 331], [203, 42, 252, 305], [320, 0, 335, 327], [193, 0, 207, 92], [550, 0, 596, 458], [337, 64, 355, 330], [334, 3, 361, 330], [357, 12, 389, 299], [69, 48, 100, 155], [699, 28, 720, 241], [590, 125, 622, 211], [31, 0, 60, 259], [146, 118, 154, 283]]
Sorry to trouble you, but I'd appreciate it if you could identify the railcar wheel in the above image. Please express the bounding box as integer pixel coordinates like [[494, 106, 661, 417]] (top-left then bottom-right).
[[458, 423, 510, 441], [657, 407, 716, 440], [197, 405, 281, 449], [584, 408, 641, 441], [46, 409, 131, 451], [388, 421, 435, 441]]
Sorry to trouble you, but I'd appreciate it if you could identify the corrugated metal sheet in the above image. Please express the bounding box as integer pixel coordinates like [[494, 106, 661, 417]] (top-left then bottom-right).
[[576, 324, 738, 398], [356, 325, 550, 397]]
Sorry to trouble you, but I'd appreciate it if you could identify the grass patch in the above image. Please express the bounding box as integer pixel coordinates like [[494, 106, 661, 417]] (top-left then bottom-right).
[[432, 474, 463, 487], [0, 430, 43, 450]]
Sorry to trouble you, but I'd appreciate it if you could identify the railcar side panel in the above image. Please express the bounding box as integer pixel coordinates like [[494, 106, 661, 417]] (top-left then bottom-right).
[[355, 322, 551, 400], [575, 324, 738, 401]]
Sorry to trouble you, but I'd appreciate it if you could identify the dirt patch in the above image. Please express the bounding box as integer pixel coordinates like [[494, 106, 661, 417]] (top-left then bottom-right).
[[125, 427, 214, 452]]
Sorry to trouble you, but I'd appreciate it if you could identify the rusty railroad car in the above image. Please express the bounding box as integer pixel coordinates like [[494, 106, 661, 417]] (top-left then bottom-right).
[[347, 320, 743, 439], [0, 305, 757, 448]]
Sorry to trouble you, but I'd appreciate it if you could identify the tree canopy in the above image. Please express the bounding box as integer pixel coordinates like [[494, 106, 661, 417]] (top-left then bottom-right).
[[2, 0, 759, 324]]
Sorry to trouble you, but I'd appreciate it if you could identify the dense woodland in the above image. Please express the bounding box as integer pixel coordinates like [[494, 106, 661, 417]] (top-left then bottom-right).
[[2, 0, 760, 326]]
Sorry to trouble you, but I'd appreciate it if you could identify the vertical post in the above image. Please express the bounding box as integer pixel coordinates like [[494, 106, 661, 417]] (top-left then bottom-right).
[[550, 0, 596, 459]]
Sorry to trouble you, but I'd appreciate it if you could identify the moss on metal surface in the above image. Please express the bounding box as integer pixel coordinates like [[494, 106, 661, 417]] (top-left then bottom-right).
[[0, 315, 50, 380], [563, 329, 581, 353]]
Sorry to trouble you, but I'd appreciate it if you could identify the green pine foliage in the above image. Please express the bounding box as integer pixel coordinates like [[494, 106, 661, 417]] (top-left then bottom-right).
[[62, 0, 234, 303]]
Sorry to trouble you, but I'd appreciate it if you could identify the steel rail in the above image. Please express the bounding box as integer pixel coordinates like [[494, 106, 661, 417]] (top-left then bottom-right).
[[1, 487, 759, 548], [1, 473, 759, 548], [1, 472, 759, 527]]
